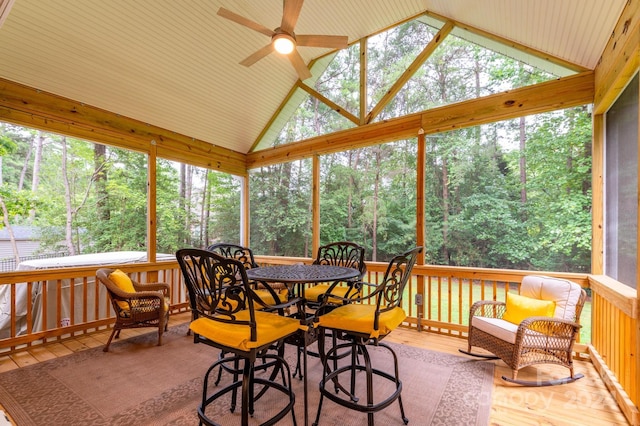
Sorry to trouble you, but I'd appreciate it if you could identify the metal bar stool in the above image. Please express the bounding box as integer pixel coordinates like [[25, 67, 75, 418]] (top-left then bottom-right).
[[312, 246, 422, 426]]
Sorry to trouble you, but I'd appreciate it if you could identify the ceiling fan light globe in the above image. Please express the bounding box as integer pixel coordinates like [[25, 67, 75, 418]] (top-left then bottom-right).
[[273, 34, 295, 54]]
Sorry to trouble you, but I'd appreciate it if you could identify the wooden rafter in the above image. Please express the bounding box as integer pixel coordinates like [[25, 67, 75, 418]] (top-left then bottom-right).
[[248, 81, 300, 153], [366, 20, 455, 124], [0, 78, 247, 176], [593, 0, 640, 113], [297, 81, 359, 125]]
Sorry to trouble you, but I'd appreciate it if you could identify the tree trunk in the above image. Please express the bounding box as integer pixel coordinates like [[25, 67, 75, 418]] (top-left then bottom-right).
[[94, 143, 109, 221], [185, 165, 193, 245], [179, 163, 186, 206], [279, 161, 293, 255], [28, 131, 44, 220], [519, 116, 527, 204], [18, 136, 34, 191], [179, 164, 194, 246], [371, 147, 380, 262], [179, 163, 187, 244], [31, 131, 44, 192], [442, 156, 450, 264], [301, 160, 311, 257], [0, 195, 21, 264], [202, 170, 210, 246], [61, 137, 76, 255], [348, 151, 360, 230]]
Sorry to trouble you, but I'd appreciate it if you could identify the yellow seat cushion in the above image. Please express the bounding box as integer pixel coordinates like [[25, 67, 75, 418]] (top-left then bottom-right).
[[254, 288, 289, 307], [502, 293, 556, 325], [109, 269, 136, 309], [317, 304, 406, 339], [189, 310, 301, 351], [306, 283, 356, 303]]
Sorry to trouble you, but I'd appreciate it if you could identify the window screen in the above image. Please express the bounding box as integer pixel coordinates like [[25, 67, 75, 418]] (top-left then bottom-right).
[[605, 73, 638, 289]]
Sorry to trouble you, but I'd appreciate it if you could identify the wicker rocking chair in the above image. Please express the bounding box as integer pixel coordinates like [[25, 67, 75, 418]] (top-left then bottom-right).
[[460, 275, 587, 386]]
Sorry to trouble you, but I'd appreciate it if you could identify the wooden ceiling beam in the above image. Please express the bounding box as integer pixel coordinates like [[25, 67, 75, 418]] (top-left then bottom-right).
[[421, 71, 594, 133], [0, 78, 247, 175], [247, 112, 422, 168], [593, 0, 640, 114], [247, 71, 594, 168], [0, 71, 594, 175]]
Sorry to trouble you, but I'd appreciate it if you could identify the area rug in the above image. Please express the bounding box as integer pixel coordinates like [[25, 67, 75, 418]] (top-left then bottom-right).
[[0, 324, 493, 425]]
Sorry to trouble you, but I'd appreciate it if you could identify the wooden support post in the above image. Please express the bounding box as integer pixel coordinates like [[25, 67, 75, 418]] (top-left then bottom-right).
[[416, 129, 426, 329], [147, 141, 158, 282]]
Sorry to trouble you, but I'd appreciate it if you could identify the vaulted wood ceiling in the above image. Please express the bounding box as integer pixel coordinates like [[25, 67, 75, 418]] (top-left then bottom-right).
[[0, 0, 627, 156]]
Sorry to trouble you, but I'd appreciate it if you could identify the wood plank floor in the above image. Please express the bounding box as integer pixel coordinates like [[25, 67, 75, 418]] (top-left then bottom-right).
[[0, 312, 630, 425]]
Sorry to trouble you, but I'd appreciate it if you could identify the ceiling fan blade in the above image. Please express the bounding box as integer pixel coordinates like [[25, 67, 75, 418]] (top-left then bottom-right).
[[288, 49, 312, 80], [217, 7, 275, 38], [281, 0, 304, 34], [240, 44, 275, 67], [296, 34, 349, 49]]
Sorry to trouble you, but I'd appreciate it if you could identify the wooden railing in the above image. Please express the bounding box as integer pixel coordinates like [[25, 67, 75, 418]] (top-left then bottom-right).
[[588, 275, 639, 425], [0, 256, 637, 423], [253, 256, 592, 342], [0, 261, 190, 354]]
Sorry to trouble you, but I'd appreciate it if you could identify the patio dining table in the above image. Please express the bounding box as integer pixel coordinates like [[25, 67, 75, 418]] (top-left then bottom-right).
[[245, 263, 361, 300], [245, 263, 361, 426]]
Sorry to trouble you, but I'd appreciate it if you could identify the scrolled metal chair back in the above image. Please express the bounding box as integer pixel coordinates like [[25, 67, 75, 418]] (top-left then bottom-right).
[[313, 241, 367, 278], [177, 248, 253, 324], [207, 243, 258, 270], [376, 246, 422, 313]]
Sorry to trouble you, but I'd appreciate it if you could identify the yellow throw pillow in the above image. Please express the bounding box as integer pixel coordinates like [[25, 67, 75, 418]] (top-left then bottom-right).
[[502, 292, 556, 325], [109, 269, 136, 293], [109, 269, 136, 310]]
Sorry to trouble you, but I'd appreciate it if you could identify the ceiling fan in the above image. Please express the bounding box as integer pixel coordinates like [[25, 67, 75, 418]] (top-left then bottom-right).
[[217, 0, 348, 80]]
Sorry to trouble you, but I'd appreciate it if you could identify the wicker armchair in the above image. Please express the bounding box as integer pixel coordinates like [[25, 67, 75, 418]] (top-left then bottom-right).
[[461, 275, 587, 386], [96, 268, 170, 352]]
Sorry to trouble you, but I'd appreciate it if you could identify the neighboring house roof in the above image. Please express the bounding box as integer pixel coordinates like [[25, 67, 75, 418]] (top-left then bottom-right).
[[0, 226, 37, 241]]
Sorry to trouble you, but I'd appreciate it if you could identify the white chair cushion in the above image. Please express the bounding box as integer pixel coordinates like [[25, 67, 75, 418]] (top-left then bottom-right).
[[472, 316, 518, 344], [520, 275, 582, 321], [472, 315, 573, 348]]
